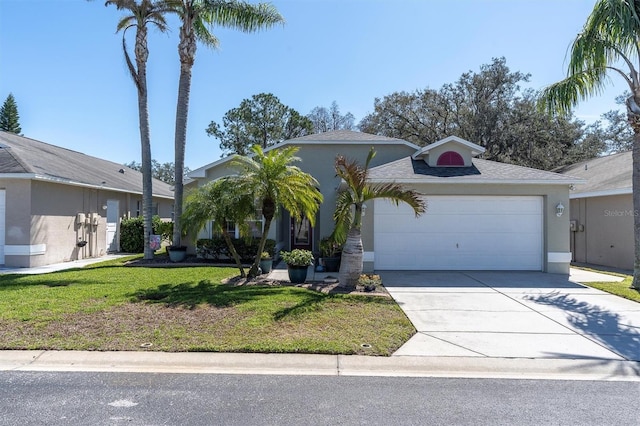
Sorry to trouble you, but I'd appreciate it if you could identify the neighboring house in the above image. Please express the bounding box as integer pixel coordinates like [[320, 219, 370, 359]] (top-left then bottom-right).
[[557, 151, 633, 270], [0, 131, 174, 268], [187, 130, 580, 274]]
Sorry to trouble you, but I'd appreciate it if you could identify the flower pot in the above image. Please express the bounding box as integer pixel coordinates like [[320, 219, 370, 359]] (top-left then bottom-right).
[[168, 246, 187, 263], [259, 258, 273, 274], [287, 264, 309, 284], [323, 256, 340, 272]]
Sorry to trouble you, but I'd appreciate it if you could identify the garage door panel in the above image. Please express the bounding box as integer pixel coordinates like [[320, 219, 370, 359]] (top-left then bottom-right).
[[374, 196, 543, 271]]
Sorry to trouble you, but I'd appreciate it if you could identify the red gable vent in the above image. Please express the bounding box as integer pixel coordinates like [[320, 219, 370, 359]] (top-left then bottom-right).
[[436, 151, 464, 166]]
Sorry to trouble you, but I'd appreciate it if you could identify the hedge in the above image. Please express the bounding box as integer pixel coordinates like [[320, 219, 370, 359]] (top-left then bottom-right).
[[196, 237, 276, 262]]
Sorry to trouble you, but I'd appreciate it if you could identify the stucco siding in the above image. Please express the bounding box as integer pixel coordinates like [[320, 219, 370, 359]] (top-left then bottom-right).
[[570, 194, 633, 270], [293, 143, 417, 251], [1, 179, 32, 267]]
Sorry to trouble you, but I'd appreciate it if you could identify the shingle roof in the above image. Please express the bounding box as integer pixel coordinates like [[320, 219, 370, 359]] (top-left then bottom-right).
[[0, 131, 174, 198], [368, 156, 580, 184], [286, 129, 407, 143], [555, 151, 631, 195]]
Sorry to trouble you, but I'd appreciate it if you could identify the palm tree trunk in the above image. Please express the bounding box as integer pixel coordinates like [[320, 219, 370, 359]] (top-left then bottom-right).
[[222, 232, 245, 278], [339, 227, 363, 288], [172, 64, 192, 248], [632, 130, 640, 289], [173, 19, 197, 249], [133, 25, 154, 260], [139, 71, 154, 260]]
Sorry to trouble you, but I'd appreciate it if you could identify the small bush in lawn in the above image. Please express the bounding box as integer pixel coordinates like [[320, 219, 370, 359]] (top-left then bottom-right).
[[120, 216, 171, 253]]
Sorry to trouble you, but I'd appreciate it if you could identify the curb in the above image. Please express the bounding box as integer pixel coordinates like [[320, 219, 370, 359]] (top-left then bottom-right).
[[2, 351, 639, 381]]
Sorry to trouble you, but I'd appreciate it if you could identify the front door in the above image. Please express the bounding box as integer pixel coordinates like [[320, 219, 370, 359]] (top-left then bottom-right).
[[291, 216, 313, 251], [106, 199, 119, 252]]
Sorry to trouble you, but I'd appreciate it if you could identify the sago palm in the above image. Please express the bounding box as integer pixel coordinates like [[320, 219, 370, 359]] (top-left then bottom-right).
[[539, 0, 640, 289], [164, 0, 284, 248], [231, 145, 323, 277], [102, 0, 168, 259], [181, 177, 255, 277], [333, 148, 425, 288]]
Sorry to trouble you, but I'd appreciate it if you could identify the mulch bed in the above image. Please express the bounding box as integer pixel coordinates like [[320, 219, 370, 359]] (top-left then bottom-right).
[[125, 255, 389, 297]]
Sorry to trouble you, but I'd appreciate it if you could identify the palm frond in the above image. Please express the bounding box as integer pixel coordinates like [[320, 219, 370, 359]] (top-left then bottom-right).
[[362, 183, 426, 216], [539, 69, 612, 116]]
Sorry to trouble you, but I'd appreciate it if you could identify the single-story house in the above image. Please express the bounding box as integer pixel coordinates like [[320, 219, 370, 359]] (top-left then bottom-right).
[[0, 131, 174, 268], [557, 151, 633, 270], [187, 130, 580, 274]]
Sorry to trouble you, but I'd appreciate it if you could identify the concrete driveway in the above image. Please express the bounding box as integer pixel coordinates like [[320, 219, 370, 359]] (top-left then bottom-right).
[[381, 271, 640, 361]]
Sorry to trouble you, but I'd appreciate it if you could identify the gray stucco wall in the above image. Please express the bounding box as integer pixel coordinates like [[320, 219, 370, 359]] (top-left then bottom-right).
[[292, 143, 417, 252], [1, 179, 32, 267], [570, 194, 633, 270], [0, 178, 174, 268]]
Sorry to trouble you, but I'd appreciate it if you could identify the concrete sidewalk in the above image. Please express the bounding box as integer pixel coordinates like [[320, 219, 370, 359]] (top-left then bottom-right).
[[0, 254, 131, 275], [1, 350, 639, 381]]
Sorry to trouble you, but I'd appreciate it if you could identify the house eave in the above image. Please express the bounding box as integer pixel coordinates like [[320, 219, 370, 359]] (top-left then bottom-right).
[[187, 139, 421, 179], [368, 178, 584, 185], [24, 174, 174, 199], [569, 187, 632, 199]]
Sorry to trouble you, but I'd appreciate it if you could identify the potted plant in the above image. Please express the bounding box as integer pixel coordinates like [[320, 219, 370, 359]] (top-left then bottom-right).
[[358, 274, 381, 292], [319, 237, 341, 272], [258, 251, 273, 274], [280, 249, 314, 283]]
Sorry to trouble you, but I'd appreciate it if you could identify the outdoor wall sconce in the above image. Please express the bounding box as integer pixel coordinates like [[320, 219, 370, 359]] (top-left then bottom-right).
[[556, 202, 565, 217], [102, 205, 108, 211], [361, 203, 367, 217]]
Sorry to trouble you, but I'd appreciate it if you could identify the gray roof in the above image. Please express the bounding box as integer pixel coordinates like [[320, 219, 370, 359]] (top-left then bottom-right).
[[368, 156, 580, 184], [555, 151, 631, 195], [287, 129, 407, 143], [0, 131, 174, 198]]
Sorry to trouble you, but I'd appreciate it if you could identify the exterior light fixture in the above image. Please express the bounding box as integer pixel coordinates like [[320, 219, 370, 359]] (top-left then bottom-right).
[[361, 203, 367, 216], [556, 202, 565, 217]]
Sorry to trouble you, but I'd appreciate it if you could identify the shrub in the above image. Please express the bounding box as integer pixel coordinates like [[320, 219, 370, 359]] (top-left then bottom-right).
[[120, 216, 171, 253], [280, 249, 314, 266], [196, 237, 275, 262]]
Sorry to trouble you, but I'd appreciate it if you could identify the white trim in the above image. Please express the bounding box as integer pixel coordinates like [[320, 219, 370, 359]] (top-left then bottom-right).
[[412, 136, 485, 159], [570, 187, 632, 199], [0, 173, 36, 179], [368, 178, 580, 185], [4, 244, 46, 256], [363, 251, 374, 262], [547, 252, 571, 263]]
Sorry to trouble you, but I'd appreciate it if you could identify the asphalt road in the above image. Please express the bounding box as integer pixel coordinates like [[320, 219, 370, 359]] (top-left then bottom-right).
[[1, 372, 638, 425]]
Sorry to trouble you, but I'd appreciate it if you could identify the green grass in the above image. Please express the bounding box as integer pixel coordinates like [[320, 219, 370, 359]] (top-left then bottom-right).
[[586, 276, 640, 303], [0, 256, 414, 355]]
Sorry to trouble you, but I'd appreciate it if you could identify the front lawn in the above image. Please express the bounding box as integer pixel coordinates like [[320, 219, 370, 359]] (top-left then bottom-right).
[[0, 256, 414, 355], [586, 275, 640, 303]]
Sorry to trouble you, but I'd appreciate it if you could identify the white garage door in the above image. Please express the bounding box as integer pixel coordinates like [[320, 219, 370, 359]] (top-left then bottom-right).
[[0, 189, 5, 264], [374, 195, 543, 270]]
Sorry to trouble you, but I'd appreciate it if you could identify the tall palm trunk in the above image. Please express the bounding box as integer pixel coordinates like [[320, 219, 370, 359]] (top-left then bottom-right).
[[172, 21, 196, 247], [633, 130, 640, 289], [339, 227, 363, 288], [134, 25, 154, 260]]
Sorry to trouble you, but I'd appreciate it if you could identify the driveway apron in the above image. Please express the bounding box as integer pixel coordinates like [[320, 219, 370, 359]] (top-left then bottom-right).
[[381, 271, 640, 361]]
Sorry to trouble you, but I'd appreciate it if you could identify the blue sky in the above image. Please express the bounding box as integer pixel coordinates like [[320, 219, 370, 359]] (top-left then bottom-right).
[[0, 0, 626, 170]]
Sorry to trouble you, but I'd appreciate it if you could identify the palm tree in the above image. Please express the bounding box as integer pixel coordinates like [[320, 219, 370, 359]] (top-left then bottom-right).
[[539, 0, 640, 289], [102, 0, 168, 260], [165, 0, 284, 249], [181, 177, 255, 277], [231, 145, 323, 277], [332, 148, 425, 288]]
